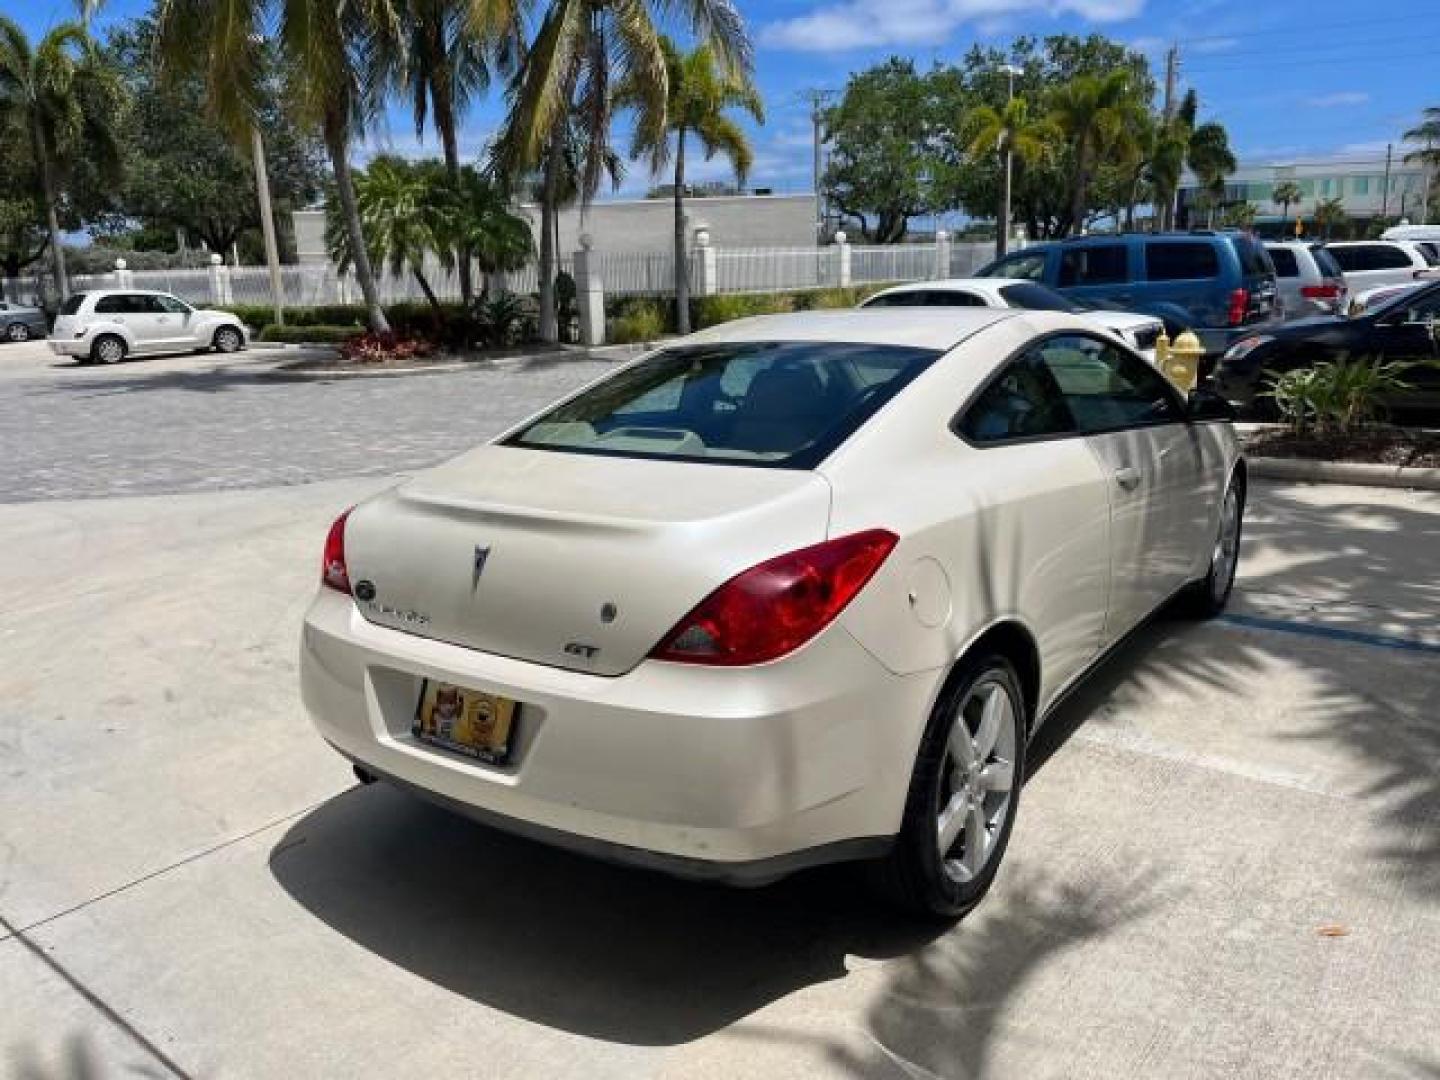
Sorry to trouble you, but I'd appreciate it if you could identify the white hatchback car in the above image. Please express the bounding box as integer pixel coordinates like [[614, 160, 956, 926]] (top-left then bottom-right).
[[300, 309, 1243, 917], [861, 278, 1167, 364], [1324, 241, 1440, 293], [49, 290, 248, 364]]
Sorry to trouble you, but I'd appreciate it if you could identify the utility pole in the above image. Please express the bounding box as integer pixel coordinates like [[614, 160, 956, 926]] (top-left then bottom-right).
[[800, 89, 832, 243], [251, 126, 286, 327], [1161, 44, 1180, 230], [997, 64, 1021, 257], [1381, 143, 1393, 222]]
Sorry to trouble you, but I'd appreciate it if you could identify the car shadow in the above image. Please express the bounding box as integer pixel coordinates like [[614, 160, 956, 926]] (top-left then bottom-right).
[[268, 783, 945, 1046]]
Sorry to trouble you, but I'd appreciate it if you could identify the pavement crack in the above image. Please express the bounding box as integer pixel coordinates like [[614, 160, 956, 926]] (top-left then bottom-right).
[[0, 912, 194, 1080]]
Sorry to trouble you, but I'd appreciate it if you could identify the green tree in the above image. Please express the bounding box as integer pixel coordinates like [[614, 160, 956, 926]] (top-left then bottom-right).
[[1272, 180, 1303, 231], [155, 0, 404, 332], [963, 96, 1057, 255], [1313, 196, 1346, 240], [618, 36, 762, 333], [0, 114, 49, 285], [1185, 117, 1236, 228], [496, 0, 750, 342], [0, 17, 122, 299], [104, 18, 325, 258], [1219, 200, 1257, 230], [823, 58, 938, 243], [1047, 68, 1145, 236], [395, 0, 522, 302], [1402, 106, 1440, 218]]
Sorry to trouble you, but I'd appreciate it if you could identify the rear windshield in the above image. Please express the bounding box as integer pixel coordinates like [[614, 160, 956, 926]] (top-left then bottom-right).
[[507, 341, 940, 469], [1231, 235, 1274, 277], [59, 294, 86, 316], [1309, 246, 1344, 277], [865, 290, 985, 308], [997, 283, 1084, 312]]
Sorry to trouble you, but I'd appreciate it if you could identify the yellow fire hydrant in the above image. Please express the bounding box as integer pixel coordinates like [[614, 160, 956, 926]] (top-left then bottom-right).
[[1155, 329, 1205, 393]]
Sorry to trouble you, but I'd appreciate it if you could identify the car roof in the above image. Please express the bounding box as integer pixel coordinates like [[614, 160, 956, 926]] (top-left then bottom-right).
[[866, 278, 1016, 299], [681, 308, 1022, 350], [83, 288, 175, 297]]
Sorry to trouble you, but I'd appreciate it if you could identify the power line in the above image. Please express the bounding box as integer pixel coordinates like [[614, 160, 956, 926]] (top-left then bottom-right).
[[1184, 46, 1438, 74]]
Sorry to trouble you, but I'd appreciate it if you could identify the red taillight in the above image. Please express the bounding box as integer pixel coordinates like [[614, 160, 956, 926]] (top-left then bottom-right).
[[1226, 288, 1249, 326], [322, 508, 354, 593], [650, 529, 899, 666], [1301, 284, 1340, 300]]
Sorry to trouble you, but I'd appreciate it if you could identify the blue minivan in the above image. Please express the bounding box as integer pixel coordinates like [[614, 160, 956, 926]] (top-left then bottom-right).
[[977, 232, 1281, 356]]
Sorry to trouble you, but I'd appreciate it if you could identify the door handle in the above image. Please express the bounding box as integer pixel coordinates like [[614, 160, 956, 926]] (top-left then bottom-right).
[[1113, 466, 1142, 491]]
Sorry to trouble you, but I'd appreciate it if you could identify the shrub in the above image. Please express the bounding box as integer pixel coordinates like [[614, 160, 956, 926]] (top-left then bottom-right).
[[338, 331, 437, 364], [474, 292, 529, 347], [1265, 355, 1418, 434], [610, 300, 667, 344], [257, 324, 362, 344], [693, 293, 794, 329]]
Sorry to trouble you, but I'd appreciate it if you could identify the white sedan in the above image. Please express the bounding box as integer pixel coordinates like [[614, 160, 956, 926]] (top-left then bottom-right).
[[300, 309, 1244, 917], [49, 290, 248, 364], [860, 277, 1167, 364]]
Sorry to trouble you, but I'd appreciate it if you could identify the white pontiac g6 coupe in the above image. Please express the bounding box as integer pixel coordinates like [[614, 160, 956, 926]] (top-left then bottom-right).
[[300, 308, 1244, 917]]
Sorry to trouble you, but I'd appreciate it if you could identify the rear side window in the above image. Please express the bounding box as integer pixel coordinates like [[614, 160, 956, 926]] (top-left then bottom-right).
[[1059, 245, 1128, 286], [1145, 242, 1220, 281], [997, 283, 1083, 312], [1267, 248, 1299, 277], [1415, 242, 1440, 267], [959, 349, 1076, 443], [866, 290, 984, 307], [94, 295, 128, 314], [508, 341, 940, 468], [1330, 244, 1413, 271], [863, 291, 926, 307], [60, 294, 87, 316]]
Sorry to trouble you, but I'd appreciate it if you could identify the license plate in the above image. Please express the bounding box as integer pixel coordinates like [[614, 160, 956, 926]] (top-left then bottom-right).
[[413, 680, 518, 765]]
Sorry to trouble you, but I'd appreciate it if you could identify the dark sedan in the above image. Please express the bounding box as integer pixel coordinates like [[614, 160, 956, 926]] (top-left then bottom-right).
[[1211, 282, 1440, 415]]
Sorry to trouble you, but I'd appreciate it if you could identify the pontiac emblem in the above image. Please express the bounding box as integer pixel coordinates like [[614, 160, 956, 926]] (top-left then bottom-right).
[[471, 545, 491, 591]]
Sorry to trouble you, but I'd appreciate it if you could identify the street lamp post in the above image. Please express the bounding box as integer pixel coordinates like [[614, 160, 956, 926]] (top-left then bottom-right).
[[997, 64, 1022, 258]]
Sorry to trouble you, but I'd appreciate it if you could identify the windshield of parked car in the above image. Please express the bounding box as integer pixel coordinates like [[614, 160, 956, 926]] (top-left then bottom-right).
[[507, 341, 941, 468], [60, 294, 86, 316], [997, 283, 1085, 313]]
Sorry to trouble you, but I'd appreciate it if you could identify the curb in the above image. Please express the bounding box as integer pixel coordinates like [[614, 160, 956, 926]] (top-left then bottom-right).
[[1248, 456, 1440, 491], [263, 346, 627, 380]]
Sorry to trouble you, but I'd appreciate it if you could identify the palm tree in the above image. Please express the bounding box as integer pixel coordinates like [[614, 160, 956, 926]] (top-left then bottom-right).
[[1403, 106, 1440, 222], [1313, 196, 1346, 240], [0, 18, 121, 300], [1047, 69, 1144, 236], [1219, 200, 1256, 231], [1186, 119, 1236, 228], [1272, 180, 1303, 232], [1146, 90, 1235, 230], [617, 36, 762, 334], [155, 0, 402, 332], [964, 96, 1057, 257], [495, 0, 751, 342], [449, 164, 534, 294], [395, 0, 523, 302]]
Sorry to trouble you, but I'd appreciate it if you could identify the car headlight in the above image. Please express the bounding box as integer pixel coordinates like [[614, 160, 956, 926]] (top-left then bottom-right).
[[1222, 335, 1272, 363]]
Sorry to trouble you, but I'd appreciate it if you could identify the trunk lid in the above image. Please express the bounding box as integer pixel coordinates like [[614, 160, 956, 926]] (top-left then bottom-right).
[[344, 445, 834, 676]]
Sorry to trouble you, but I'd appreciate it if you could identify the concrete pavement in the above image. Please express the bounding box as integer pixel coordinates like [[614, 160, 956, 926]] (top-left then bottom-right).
[[2, 476, 1437, 1079]]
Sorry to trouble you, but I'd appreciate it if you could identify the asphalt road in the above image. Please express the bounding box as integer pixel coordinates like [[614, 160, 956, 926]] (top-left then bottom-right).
[[2, 339, 1439, 1079]]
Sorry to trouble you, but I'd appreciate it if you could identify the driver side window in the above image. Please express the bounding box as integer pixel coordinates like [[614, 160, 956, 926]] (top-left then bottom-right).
[[1037, 334, 1182, 432]]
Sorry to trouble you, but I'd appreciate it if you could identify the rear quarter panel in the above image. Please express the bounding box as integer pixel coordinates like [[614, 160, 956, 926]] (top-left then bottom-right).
[[823, 314, 1113, 713]]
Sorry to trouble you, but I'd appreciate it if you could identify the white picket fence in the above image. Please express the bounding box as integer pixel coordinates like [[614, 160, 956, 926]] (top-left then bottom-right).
[[9, 240, 997, 311]]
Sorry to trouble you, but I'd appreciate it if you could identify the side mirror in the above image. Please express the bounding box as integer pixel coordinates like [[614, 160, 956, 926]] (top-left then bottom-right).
[[1187, 386, 1235, 422]]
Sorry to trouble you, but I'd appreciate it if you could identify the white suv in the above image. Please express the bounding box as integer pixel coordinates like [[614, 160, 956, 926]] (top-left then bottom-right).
[[1324, 241, 1440, 293], [49, 290, 249, 365]]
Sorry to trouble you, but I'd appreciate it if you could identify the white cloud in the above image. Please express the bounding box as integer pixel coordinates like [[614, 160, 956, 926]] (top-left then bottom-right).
[[760, 0, 1145, 53], [1304, 91, 1371, 108]]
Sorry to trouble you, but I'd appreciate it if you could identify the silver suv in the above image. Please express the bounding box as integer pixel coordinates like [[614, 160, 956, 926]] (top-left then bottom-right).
[[1265, 242, 1347, 317], [49, 290, 248, 364]]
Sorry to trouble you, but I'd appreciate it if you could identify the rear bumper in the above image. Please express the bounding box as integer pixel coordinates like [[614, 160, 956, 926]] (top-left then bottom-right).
[[48, 337, 88, 357], [300, 589, 940, 878]]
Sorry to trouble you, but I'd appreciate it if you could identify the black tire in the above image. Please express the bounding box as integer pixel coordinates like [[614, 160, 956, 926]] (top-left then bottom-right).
[[1180, 471, 1246, 618], [6, 322, 31, 342], [212, 325, 243, 353], [90, 334, 126, 365], [874, 652, 1027, 919]]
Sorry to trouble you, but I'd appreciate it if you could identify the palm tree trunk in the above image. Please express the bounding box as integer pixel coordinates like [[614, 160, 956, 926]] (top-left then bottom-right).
[[996, 145, 1011, 257], [673, 128, 691, 335], [34, 134, 68, 302], [325, 121, 390, 333], [1069, 141, 1089, 237], [537, 132, 560, 343], [412, 264, 441, 311], [433, 75, 472, 306]]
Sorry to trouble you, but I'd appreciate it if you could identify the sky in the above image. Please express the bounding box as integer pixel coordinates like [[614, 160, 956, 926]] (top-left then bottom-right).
[[12, 0, 1440, 199]]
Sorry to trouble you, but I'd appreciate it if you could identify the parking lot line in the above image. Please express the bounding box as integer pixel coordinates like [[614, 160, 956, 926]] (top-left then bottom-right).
[[1219, 612, 1440, 655]]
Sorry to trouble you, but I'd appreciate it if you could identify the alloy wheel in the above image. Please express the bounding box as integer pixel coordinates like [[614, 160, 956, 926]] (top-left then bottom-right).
[[215, 328, 241, 353], [1212, 485, 1241, 603], [7, 323, 29, 342], [937, 677, 1018, 884]]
